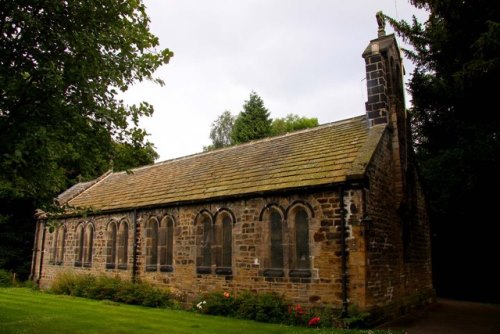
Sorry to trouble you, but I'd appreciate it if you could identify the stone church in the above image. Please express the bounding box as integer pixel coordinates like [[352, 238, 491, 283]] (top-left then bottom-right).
[[31, 21, 434, 317]]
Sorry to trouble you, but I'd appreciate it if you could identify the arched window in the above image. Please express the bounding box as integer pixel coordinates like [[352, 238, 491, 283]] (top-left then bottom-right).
[[214, 212, 233, 275], [117, 221, 129, 270], [51, 225, 66, 265], [83, 224, 94, 267], [196, 212, 213, 274], [202, 216, 212, 268], [293, 208, 310, 270], [145, 218, 159, 271], [106, 222, 117, 269], [261, 207, 285, 278], [159, 216, 174, 272], [288, 205, 311, 281], [74, 223, 84, 267], [270, 210, 284, 269]]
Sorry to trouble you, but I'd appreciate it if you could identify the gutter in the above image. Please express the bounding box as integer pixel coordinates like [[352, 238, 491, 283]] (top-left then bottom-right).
[[52, 180, 368, 219], [340, 185, 349, 317]]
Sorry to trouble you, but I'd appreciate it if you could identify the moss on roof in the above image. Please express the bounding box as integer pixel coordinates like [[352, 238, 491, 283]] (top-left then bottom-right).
[[62, 115, 386, 212]]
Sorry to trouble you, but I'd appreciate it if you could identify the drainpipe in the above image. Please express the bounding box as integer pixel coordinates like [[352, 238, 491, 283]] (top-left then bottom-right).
[[340, 186, 349, 317], [132, 209, 138, 283]]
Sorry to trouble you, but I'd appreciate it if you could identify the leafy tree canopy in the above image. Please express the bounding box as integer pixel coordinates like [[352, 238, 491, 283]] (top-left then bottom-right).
[[204, 110, 235, 151], [0, 0, 172, 205], [0, 0, 171, 277], [231, 92, 272, 144], [270, 114, 318, 136]]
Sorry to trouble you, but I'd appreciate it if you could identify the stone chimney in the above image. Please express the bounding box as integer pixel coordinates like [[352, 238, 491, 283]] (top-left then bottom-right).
[[363, 12, 410, 204], [362, 11, 406, 128]]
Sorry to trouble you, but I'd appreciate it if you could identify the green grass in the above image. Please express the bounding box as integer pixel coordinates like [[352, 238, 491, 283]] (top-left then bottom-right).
[[0, 288, 398, 334]]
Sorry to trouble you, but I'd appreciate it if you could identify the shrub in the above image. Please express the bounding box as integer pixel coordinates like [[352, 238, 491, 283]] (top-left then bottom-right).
[[193, 290, 341, 328], [50, 273, 172, 308], [0, 269, 13, 287], [234, 290, 257, 320], [254, 292, 286, 323], [341, 305, 371, 329], [50, 271, 79, 295], [197, 291, 236, 316]]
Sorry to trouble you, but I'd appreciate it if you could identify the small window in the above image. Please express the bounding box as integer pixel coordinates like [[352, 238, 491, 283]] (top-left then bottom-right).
[[270, 210, 284, 269], [202, 216, 212, 268], [117, 221, 128, 269], [75, 224, 84, 267], [51, 225, 66, 265], [294, 208, 310, 270], [214, 212, 233, 275], [145, 218, 159, 271], [289, 205, 312, 281], [196, 212, 213, 274], [83, 224, 94, 267], [262, 208, 285, 278], [106, 222, 117, 269], [159, 216, 174, 272]]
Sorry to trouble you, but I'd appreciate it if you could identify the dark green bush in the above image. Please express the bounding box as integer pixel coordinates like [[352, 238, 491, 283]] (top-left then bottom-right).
[[234, 290, 257, 320], [255, 292, 286, 323], [197, 291, 236, 316], [195, 290, 286, 324], [50, 273, 172, 308], [0, 269, 13, 287], [341, 305, 371, 329]]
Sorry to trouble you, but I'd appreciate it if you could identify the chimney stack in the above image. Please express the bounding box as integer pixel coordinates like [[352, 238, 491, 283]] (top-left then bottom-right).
[[362, 11, 405, 128]]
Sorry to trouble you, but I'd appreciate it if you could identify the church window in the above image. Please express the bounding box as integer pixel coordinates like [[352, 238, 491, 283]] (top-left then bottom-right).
[[262, 207, 285, 278], [293, 208, 310, 270], [214, 212, 233, 275], [270, 210, 284, 269], [51, 225, 66, 265], [159, 216, 174, 272], [288, 205, 312, 280], [117, 221, 129, 270], [75, 224, 84, 267], [106, 222, 117, 269], [145, 218, 159, 271], [195, 212, 213, 274], [83, 224, 94, 267]]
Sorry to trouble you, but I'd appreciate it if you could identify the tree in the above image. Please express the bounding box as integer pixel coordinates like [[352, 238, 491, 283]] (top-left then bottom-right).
[[388, 1, 500, 302], [231, 92, 272, 144], [204, 110, 235, 151], [270, 114, 318, 136], [0, 0, 172, 277]]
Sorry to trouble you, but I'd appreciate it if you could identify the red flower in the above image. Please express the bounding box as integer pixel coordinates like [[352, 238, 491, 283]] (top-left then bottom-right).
[[308, 317, 321, 326], [294, 304, 304, 316], [223, 292, 230, 299]]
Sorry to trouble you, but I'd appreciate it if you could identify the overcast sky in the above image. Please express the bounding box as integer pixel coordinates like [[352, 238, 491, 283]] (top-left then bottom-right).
[[122, 1, 428, 161]]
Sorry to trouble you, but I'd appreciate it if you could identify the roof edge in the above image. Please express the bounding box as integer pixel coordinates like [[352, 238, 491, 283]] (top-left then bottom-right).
[[52, 178, 369, 219], [57, 170, 112, 206], [347, 124, 387, 178]]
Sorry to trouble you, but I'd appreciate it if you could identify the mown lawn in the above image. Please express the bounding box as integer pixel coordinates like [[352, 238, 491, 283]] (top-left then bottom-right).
[[0, 288, 398, 334]]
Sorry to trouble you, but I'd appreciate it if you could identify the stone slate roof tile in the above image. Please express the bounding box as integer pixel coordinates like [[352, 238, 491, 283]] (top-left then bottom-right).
[[65, 115, 385, 212]]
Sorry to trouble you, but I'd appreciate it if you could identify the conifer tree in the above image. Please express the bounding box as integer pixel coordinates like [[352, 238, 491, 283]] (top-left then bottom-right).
[[388, 0, 500, 302], [231, 92, 272, 144]]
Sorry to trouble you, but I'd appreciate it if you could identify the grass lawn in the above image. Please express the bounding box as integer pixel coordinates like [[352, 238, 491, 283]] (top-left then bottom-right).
[[0, 288, 399, 334]]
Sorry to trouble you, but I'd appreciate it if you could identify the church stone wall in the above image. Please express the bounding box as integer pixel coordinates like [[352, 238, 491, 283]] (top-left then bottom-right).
[[364, 129, 434, 315], [37, 189, 369, 309]]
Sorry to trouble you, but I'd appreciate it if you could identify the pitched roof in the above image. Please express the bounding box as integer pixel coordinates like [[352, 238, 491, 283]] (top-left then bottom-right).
[[62, 115, 385, 212]]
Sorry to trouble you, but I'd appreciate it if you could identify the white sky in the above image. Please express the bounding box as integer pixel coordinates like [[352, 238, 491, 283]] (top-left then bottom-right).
[[122, 1, 428, 161]]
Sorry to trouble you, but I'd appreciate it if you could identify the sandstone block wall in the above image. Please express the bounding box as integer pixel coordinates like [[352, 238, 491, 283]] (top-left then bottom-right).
[[37, 190, 368, 309]]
